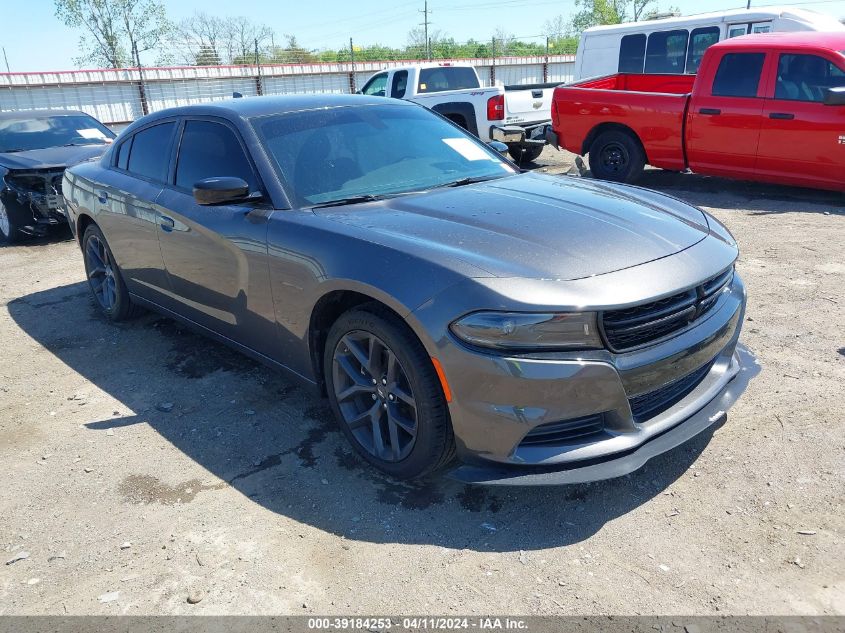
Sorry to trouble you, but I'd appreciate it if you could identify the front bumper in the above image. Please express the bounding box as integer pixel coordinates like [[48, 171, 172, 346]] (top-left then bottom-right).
[[436, 273, 747, 484]]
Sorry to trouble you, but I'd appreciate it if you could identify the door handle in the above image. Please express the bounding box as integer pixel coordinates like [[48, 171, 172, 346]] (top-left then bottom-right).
[[769, 112, 795, 120], [159, 215, 175, 232], [699, 108, 721, 116], [97, 191, 108, 204]]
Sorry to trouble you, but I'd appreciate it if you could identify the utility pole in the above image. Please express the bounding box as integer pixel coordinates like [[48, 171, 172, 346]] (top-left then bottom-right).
[[419, 1, 431, 60]]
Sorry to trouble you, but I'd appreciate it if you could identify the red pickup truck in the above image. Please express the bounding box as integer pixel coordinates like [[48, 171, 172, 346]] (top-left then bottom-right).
[[550, 32, 845, 191]]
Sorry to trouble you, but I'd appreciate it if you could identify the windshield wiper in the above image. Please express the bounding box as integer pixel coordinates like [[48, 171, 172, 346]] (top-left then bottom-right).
[[437, 175, 503, 188], [308, 194, 383, 209]]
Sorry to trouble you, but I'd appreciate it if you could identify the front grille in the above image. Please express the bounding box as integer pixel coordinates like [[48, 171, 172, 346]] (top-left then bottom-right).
[[601, 267, 733, 351], [519, 413, 606, 447], [628, 358, 716, 423], [6, 170, 65, 195]]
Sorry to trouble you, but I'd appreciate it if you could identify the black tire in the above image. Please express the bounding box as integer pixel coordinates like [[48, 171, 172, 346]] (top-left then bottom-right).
[[323, 305, 456, 480], [588, 130, 646, 183], [82, 224, 142, 321], [0, 199, 25, 244], [508, 144, 544, 164]]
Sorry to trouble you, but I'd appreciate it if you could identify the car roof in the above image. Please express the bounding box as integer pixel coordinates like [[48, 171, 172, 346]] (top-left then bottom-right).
[[712, 31, 845, 51], [0, 109, 88, 120], [134, 94, 412, 124]]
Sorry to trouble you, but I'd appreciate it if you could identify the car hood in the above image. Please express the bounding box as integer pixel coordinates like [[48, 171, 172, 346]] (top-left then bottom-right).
[[318, 172, 711, 280], [0, 144, 109, 170]]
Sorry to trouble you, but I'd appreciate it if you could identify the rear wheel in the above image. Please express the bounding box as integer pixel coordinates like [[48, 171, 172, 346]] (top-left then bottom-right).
[[82, 224, 141, 321], [324, 306, 455, 479], [508, 144, 544, 164], [588, 130, 645, 183], [0, 200, 24, 244]]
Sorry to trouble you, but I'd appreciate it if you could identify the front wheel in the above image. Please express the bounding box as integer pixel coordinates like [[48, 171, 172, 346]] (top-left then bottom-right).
[[588, 130, 645, 183], [324, 306, 455, 479], [82, 224, 142, 321], [0, 199, 24, 244]]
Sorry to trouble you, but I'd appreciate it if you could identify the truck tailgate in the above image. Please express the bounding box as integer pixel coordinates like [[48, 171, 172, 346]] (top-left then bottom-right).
[[503, 83, 557, 125], [552, 73, 693, 171]]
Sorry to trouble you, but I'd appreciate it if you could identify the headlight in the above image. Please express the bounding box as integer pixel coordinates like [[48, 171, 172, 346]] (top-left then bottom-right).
[[449, 311, 603, 351]]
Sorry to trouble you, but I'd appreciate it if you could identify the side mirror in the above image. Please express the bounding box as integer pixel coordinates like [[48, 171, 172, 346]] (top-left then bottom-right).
[[193, 177, 254, 205], [823, 86, 845, 106], [488, 140, 509, 157]]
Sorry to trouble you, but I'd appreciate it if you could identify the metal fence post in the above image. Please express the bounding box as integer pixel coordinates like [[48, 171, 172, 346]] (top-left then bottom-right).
[[489, 37, 496, 85], [348, 38, 357, 93]]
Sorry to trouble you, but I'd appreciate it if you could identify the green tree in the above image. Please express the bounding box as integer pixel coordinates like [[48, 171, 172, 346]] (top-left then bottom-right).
[[55, 0, 170, 68]]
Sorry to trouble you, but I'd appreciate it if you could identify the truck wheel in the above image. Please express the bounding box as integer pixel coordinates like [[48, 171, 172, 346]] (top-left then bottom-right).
[[324, 305, 456, 480], [588, 131, 645, 183], [0, 200, 24, 244], [508, 144, 544, 164]]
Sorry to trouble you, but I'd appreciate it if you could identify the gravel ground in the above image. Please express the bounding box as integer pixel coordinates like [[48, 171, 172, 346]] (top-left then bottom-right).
[[0, 149, 843, 615]]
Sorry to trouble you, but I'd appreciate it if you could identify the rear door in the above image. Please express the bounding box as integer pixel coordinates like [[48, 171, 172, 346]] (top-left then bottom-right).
[[95, 120, 176, 305], [756, 50, 845, 187], [686, 49, 770, 177], [154, 117, 276, 352]]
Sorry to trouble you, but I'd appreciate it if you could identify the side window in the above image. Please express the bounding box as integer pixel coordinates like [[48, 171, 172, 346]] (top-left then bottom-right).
[[175, 120, 257, 192], [126, 122, 175, 182], [391, 70, 408, 98], [775, 54, 845, 102], [362, 73, 387, 97], [727, 24, 749, 39], [712, 52, 766, 98], [645, 29, 689, 74], [686, 27, 720, 74], [618, 34, 646, 73], [115, 137, 132, 170]]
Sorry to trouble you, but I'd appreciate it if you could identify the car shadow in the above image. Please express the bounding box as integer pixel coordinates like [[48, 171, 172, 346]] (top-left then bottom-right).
[[7, 281, 759, 552]]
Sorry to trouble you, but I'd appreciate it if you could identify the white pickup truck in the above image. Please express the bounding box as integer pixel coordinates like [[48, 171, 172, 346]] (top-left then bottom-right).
[[359, 63, 557, 163]]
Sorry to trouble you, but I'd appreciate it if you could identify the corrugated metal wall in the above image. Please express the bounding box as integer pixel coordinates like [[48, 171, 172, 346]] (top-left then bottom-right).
[[0, 56, 575, 126]]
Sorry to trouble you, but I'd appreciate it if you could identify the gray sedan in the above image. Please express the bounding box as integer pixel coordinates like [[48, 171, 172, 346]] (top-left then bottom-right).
[[62, 95, 746, 484]]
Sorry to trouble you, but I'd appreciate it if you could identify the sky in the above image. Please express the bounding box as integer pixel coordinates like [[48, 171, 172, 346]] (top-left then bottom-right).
[[2, 0, 845, 72]]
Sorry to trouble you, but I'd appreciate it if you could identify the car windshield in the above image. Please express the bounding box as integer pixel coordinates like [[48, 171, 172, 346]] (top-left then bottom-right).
[[253, 103, 515, 207], [0, 114, 115, 153]]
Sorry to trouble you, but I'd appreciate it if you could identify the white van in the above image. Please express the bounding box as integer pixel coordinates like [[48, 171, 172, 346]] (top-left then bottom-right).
[[573, 6, 845, 80]]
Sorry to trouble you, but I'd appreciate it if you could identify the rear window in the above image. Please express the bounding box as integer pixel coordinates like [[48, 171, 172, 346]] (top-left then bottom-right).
[[417, 67, 480, 94], [618, 34, 646, 73], [712, 52, 766, 98], [126, 122, 175, 182], [645, 29, 689, 74]]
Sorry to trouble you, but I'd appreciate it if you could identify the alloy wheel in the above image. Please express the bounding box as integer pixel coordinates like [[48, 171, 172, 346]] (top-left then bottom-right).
[[0, 202, 9, 238], [332, 331, 418, 462], [85, 234, 118, 311]]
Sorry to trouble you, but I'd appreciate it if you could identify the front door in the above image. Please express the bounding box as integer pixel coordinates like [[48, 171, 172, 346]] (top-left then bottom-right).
[[756, 51, 845, 188], [686, 49, 769, 177], [155, 118, 276, 353]]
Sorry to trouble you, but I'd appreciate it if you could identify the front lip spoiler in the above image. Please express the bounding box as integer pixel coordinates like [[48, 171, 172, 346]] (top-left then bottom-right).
[[448, 346, 756, 486]]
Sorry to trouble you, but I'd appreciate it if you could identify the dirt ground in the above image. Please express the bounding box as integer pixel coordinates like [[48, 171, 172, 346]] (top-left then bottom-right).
[[0, 149, 843, 616]]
